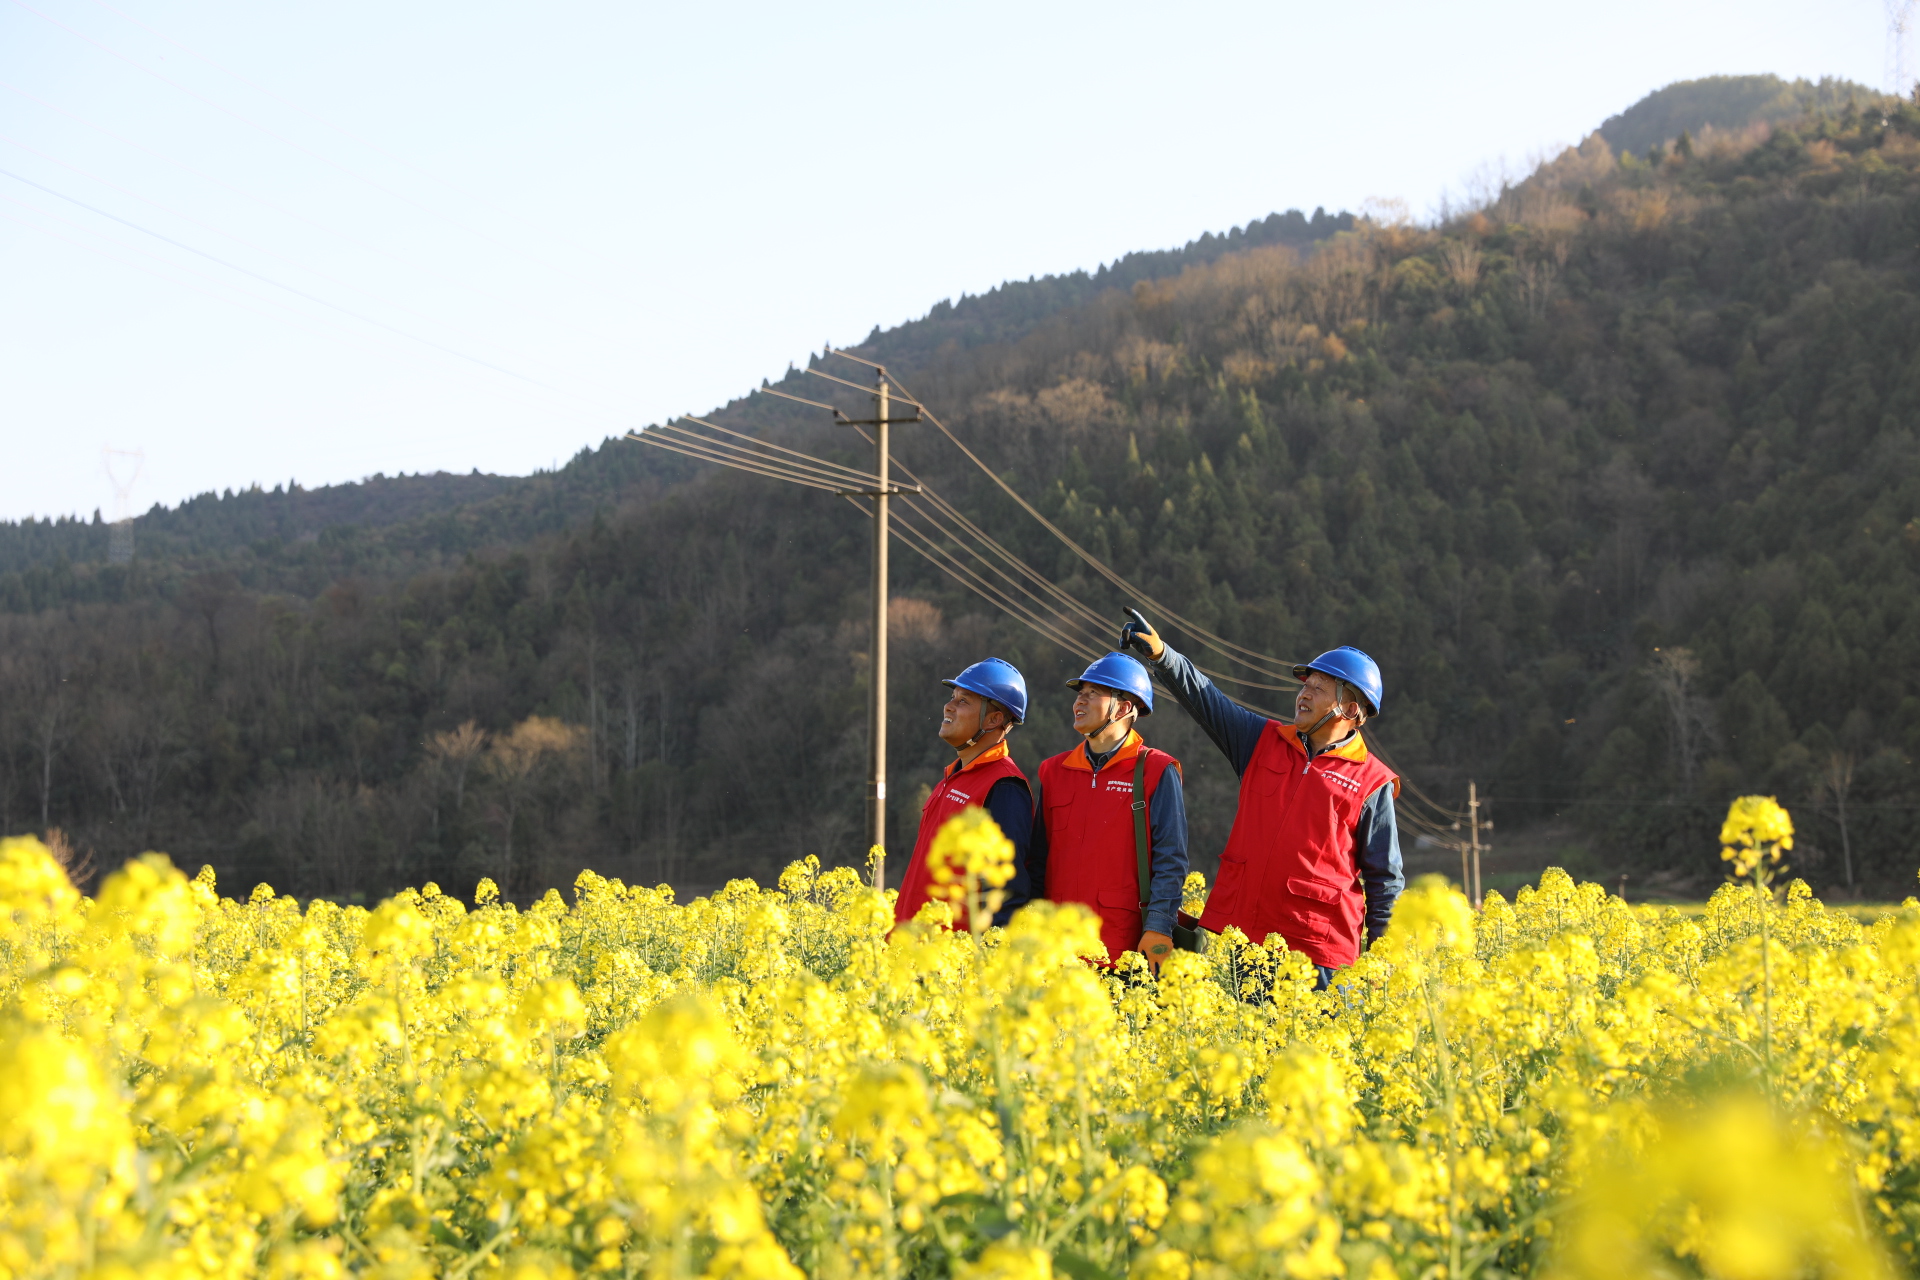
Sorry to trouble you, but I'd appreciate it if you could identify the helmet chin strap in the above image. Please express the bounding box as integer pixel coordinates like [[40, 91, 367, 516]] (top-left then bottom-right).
[[1077, 694, 1133, 744], [960, 702, 1005, 751], [1297, 694, 1366, 759]]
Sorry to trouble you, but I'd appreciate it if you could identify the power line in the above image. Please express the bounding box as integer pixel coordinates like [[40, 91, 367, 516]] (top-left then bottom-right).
[[651, 421, 874, 489], [8, 0, 600, 291], [0, 166, 570, 394], [898, 498, 1115, 654], [676, 416, 880, 486], [895, 497, 1114, 651], [888, 502, 1106, 662], [0, 79, 541, 314], [0, 128, 482, 342], [0, 193, 404, 353], [639, 384, 1481, 838], [4, 185, 640, 458], [625, 428, 845, 494], [833, 411, 1303, 697], [799, 365, 1476, 831], [824, 348, 1306, 685]]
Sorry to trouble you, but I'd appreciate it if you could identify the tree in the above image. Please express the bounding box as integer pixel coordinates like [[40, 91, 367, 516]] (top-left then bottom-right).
[[1649, 648, 1713, 791], [1821, 751, 1856, 890], [483, 717, 584, 895], [428, 722, 487, 814]]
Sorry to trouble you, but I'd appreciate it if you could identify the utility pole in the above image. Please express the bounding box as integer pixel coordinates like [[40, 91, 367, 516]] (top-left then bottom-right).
[[641, 362, 919, 890], [867, 372, 891, 890], [1468, 780, 1485, 909], [1450, 782, 1490, 907]]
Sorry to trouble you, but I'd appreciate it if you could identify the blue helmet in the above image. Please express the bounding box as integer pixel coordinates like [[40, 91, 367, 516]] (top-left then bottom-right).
[[1066, 652, 1154, 716], [1293, 647, 1384, 716], [943, 657, 1028, 725]]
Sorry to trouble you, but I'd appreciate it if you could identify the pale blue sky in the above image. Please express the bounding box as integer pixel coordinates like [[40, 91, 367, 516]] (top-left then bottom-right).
[[0, 0, 1886, 521]]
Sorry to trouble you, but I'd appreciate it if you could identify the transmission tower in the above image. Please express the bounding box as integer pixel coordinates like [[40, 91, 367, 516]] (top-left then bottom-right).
[[1891, 0, 1918, 97], [103, 447, 144, 565]]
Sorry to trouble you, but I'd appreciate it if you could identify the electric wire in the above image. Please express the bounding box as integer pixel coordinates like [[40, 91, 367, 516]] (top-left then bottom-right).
[[14, 6, 1486, 830], [893, 497, 1113, 655], [651, 422, 874, 489], [804, 365, 898, 399], [843, 493, 1106, 664], [890, 508, 1106, 662], [898, 498, 1115, 654], [823, 348, 1306, 683], [760, 385, 849, 416], [644, 396, 1471, 828], [5, 177, 644, 449], [8, 0, 601, 290], [854, 351, 1304, 682], [864, 427, 1302, 694], [675, 416, 880, 486], [0, 79, 541, 313], [637, 419, 1106, 659], [625, 430, 845, 494], [0, 199, 356, 343], [629, 427, 849, 492], [0, 129, 483, 339], [844, 389, 1469, 817], [834, 418, 1120, 654], [0, 166, 571, 394]]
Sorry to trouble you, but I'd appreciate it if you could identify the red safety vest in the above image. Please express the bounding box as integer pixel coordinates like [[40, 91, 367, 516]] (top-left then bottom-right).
[[894, 742, 1030, 931], [1036, 730, 1178, 965], [1198, 721, 1397, 969]]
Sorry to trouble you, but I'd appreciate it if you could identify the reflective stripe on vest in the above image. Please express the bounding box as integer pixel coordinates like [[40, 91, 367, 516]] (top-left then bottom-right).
[[1196, 721, 1396, 969], [894, 746, 1029, 930]]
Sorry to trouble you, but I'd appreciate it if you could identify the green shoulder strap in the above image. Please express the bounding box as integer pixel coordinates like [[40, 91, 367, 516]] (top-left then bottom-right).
[[1132, 749, 1151, 909]]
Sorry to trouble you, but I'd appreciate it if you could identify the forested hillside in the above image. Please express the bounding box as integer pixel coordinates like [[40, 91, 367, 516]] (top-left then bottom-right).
[[5, 78, 1918, 903], [1597, 74, 1877, 156]]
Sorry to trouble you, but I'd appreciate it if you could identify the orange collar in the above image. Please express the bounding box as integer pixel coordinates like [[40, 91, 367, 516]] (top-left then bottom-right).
[[1060, 729, 1144, 773], [1277, 721, 1372, 764], [946, 739, 1012, 779]]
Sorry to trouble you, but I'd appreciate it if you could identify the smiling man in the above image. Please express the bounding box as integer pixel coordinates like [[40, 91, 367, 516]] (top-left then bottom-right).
[[1027, 652, 1188, 970], [892, 657, 1035, 931], [1120, 614, 1402, 989]]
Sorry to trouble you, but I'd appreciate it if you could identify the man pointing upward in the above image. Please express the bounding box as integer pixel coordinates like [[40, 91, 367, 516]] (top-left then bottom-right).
[[1121, 613, 1402, 988]]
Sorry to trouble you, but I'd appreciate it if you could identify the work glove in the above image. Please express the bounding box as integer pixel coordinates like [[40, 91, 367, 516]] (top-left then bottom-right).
[[1120, 608, 1165, 661], [1137, 930, 1173, 972]]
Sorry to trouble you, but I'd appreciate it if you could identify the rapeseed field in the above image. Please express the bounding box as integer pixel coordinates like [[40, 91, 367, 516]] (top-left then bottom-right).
[[1, 799, 1914, 1279]]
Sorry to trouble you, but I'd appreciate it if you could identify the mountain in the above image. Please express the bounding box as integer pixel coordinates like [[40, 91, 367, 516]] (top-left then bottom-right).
[[1597, 74, 1878, 157], [0, 209, 1352, 592], [4, 78, 1917, 906]]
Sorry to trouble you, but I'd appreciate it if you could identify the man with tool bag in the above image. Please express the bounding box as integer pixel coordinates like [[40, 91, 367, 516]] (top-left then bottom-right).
[[1119, 610, 1402, 990], [1026, 652, 1196, 970]]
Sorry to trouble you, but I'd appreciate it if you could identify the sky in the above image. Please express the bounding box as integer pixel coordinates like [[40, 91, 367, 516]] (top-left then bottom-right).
[[0, 0, 1891, 523]]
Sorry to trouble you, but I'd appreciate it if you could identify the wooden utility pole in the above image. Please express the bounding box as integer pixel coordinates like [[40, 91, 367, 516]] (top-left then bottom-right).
[[665, 362, 920, 889], [1468, 780, 1483, 909], [867, 372, 891, 890], [824, 368, 920, 890]]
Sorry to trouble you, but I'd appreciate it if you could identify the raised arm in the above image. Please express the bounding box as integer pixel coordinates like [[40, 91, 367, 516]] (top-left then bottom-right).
[[1121, 611, 1271, 775]]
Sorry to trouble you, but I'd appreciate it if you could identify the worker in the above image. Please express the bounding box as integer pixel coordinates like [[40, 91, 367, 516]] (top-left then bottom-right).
[[1120, 612, 1402, 989], [893, 657, 1035, 931], [1026, 652, 1189, 970]]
